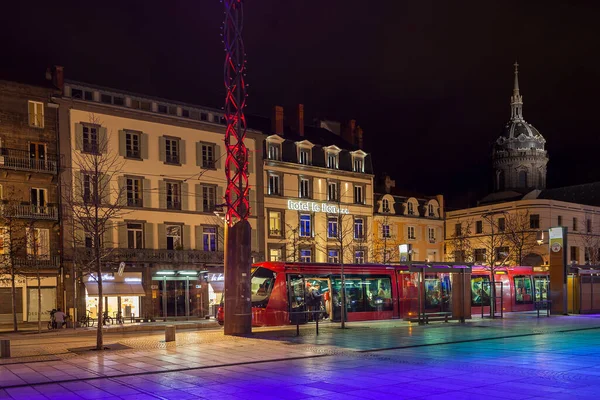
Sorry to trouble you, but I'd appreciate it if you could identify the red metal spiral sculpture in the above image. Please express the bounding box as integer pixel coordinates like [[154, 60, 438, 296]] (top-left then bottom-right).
[[223, 0, 250, 225]]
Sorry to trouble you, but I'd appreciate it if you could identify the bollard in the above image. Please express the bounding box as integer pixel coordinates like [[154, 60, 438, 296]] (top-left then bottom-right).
[[165, 325, 176, 343], [0, 340, 10, 358]]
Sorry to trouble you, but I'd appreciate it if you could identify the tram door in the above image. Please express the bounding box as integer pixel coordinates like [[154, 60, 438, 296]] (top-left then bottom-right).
[[533, 276, 549, 301], [287, 275, 331, 324]]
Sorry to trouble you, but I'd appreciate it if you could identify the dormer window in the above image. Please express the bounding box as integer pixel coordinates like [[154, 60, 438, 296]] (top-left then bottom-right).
[[268, 143, 281, 160], [296, 140, 315, 166], [382, 199, 390, 212], [407, 202, 414, 215], [327, 152, 338, 169], [324, 145, 342, 169], [350, 150, 367, 173], [353, 158, 363, 172], [428, 204, 434, 217], [299, 149, 310, 165]]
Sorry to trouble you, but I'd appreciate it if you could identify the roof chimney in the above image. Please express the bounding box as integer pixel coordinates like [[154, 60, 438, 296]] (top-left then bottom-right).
[[52, 65, 64, 91], [294, 104, 305, 136], [355, 126, 364, 149], [271, 105, 284, 135], [343, 119, 356, 145]]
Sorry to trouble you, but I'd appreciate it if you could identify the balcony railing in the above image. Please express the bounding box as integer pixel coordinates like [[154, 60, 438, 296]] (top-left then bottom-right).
[[0, 148, 60, 174], [73, 248, 224, 264], [0, 255, 60, 269], [1, 203, 59, 220]]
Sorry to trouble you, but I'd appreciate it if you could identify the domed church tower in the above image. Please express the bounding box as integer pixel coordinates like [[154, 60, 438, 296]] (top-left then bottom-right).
[[492, 63, 548, 192]]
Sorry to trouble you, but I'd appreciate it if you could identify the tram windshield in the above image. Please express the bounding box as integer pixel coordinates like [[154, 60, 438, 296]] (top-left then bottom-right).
[[251, 267, 276, 306]]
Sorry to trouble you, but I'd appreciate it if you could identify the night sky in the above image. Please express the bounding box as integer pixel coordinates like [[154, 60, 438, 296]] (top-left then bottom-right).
[[3, 1, 600, 209]]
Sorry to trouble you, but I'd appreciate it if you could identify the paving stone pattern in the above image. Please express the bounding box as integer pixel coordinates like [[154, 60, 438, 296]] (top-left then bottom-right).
[[1, 314, 600, 399]]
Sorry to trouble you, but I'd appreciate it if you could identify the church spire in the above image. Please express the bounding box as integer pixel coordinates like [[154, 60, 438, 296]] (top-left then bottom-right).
[[511, 61, 523, 121]]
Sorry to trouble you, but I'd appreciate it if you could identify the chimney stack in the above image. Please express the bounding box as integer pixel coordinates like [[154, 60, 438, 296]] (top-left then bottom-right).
[[355, 126, 364, 148], [343, 119, 356, 145], [294, 104, 305, 136], [272, 105, 284, 135], [52, 65, 64, 91]]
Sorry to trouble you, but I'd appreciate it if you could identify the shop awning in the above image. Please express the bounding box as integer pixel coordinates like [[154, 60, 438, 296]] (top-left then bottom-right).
[[84, 282, 146, 297], [209, 282, 224, 292]]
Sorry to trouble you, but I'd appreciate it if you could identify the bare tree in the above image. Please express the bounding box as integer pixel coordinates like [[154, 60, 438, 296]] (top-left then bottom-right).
[[63, 114, 126, 350], [446, 219, 475, 263], [581, 214, 600, 265], [503, 210, 539, 266], [372, 214, 398, 264]]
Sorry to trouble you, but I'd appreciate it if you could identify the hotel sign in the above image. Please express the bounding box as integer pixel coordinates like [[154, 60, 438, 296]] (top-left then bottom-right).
[[287, 199, 350, 214]]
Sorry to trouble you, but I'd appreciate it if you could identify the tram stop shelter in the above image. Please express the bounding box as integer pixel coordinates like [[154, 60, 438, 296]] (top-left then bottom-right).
[[568, 265, 600, 314], [407, 262, 472, 324]]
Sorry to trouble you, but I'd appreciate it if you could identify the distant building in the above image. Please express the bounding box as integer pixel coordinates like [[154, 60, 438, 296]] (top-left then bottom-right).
[[0, 72, 62, 323], [373, 176, 444, 263], [446, 64, 600, 268]]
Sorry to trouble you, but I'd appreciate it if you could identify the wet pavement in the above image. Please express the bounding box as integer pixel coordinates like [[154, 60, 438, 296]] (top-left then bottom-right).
[[1, 313, 600, 399]]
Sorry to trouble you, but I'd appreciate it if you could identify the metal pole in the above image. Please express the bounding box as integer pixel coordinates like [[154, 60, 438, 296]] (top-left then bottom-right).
[[162, 276, 167, 321], [185, 276, 190, 320]]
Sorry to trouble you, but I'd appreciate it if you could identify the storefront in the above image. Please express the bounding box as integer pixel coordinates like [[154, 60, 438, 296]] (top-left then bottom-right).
[[152, 269, 214, 319], [207, 272, 224, 316], [0, 276, 57, 323], [84, 272, 144, 319]]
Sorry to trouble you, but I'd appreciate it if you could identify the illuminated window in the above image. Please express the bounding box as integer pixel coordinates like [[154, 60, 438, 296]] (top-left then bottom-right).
[[327, 216, 338, 239], [165, 138, 180, 164], [166, 182, 181, 210], [382, 224, 391, 238], [300, 248, 312, 263], [382, 198, 390, 212], [328, 249, 340, 263], [26, 228, 50, 259], [269, 248, 282, 262], [327, 181, 338, 202], [354, 185, 364, 204], [354, 218, 364, 240], [299, 177, 310, 199], [127, 223, 144, 249], [299, 214, 312, 237], [203, 227, 217, 251], [267, 143, 281, 160], [269, 211, 282, 237], [327, 152, 338, 169], [268, 173, 281, 195], [28, 101, 44, 128]]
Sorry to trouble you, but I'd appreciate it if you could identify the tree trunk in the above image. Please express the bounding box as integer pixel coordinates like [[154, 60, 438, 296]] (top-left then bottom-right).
[[11, 272, 18, 332], [37, 268, 41, 333], [95, 247, 103, 350]]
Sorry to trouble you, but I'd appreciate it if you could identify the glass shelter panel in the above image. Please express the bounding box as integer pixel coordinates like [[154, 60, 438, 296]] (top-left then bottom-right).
[[514, 275, 533, 304], [471, 275, 491, 306]]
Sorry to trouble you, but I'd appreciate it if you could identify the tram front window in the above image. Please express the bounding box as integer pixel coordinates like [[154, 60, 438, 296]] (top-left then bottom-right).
[[251, 267, 276, 307], [533, 276, 549, 301]]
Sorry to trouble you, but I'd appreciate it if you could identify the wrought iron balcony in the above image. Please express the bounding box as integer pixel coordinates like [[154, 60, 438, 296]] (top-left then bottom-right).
[[73, 247, 224, 264], [0, 255, 60, 269], [0, 148, 60, 174], [1, 203, 59, 220]]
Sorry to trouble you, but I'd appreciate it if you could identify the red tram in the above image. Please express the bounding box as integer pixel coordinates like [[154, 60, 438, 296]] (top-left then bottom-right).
[[217, 262, 549, 327]]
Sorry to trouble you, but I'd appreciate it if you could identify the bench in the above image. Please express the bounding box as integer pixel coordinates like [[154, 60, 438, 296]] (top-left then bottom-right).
[[534, 300, 552, 318], [409, 312, 452, 324]]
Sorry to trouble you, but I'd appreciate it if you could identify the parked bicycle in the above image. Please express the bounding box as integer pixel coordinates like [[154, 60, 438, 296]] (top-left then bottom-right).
[[78, 312, 95, 328], [102, 311, 113, 326], [115, 312, 125, 325], [47, 309, 56, 330]]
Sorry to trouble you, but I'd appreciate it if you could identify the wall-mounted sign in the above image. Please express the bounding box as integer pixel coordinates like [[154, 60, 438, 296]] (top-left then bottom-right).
[[88, 274, 115, 282], [287, 199, 350, 214], [208, 273, 224, 282]]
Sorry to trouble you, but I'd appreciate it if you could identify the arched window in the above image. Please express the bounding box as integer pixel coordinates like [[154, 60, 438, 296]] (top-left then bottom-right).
[[382, 198, 390, 212], [518, 170, 528, 188], [497, 170, 505, 191]]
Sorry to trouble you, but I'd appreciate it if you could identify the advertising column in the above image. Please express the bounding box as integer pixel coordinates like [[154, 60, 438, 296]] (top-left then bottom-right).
[[548, 226, 568, 315]]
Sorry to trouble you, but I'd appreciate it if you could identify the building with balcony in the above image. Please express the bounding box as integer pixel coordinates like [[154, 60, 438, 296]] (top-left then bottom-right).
[[56, 79, 264, 321], [0, 74, 62, 323], [255, 105, 374, 264], [373, 176, 444, 263]]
